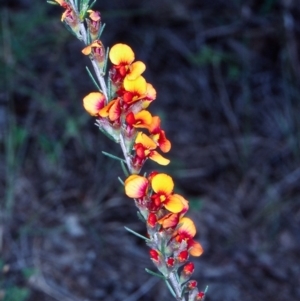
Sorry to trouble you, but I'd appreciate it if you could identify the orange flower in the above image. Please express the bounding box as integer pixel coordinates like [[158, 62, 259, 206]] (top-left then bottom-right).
[[99, 98, 122, 122], [122, 76, 147, 105], [148, 116, 171, 153], [83, 92, 106, 116], [124, 173, 184, 214], [109, 44, 145, 82], [150, 173, 184, 213], [157, 196, 189, 228], [134, 132, 170, 167], [125, 110, 152, 130], [175, 217, 203, 257]]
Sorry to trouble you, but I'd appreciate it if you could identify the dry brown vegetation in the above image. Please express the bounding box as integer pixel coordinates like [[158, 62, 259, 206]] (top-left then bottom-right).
[[1, 0, 300, 300]]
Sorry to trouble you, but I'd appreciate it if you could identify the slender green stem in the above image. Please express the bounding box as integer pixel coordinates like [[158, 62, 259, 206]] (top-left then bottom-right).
[[168, 272, 184, 301], [119, 133, 133, 173], [91, 59, 108, 102]]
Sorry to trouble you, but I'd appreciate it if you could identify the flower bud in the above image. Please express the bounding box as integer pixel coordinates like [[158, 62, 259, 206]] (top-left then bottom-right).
[[166, 257, 175, 268], [82, 40, 106, 72], [87, 10, 101, 41], [177, 250, 189, 263], [183, 262, 194, 275], [180, 262, 194, 283], [147, 213, 157, 228], [196, 292, 205, 300], [186, 280, 197, 290], [149, 249, 160, 263], [62, 7, 80, 37]]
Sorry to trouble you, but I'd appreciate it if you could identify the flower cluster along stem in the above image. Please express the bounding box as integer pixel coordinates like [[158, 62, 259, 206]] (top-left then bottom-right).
[[50, 1, 206, 300]]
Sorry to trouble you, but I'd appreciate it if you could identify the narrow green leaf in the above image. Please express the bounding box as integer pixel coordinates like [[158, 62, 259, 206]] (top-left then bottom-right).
[[102, 151, 126, 163], [86, 28, 91, 45], [86, 66, 102, 91], [118, 177, 124, 186], [108, 78, 113, 100], [145, 268, 165, 279], [102, 46, 109, 75], [47, 1, 59, 5], [204, 285, 209, 293], [98, 23, 106, 39], [124, 226, 150, 241], [88, 0, 96, 9], [120, 160, 129, 177]]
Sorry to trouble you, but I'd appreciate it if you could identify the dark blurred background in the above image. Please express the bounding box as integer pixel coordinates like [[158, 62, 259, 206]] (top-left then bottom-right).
[[1, 0, 300, 300]]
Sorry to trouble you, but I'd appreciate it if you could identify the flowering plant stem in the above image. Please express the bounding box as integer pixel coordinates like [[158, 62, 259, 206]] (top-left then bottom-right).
[[49, 1, 206, 300]]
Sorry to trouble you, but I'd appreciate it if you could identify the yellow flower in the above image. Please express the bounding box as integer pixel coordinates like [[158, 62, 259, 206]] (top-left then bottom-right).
[[109, 43, 145, 81]]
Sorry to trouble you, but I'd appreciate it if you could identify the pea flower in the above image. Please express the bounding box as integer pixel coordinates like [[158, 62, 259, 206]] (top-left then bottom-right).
[[86, 10, 101, 40], [109, 43, 146, 84], [83, 92, 106, 116], [133, 132, 170, 170], [82, 40, 106, 70], [174, 217, 204, 257]]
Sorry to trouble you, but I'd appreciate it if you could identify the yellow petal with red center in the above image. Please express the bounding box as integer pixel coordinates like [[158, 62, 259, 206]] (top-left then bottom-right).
[[124, 76, 147, 95], [109, 43, 134, 65], [178, 217, 196, 238], [135, 132, 156, 149], [164, 194, 184, 213], [83, 92, 105, 116], [82, 45, 92, 55], [127, 61, 146, 80], [158, 213, 179, 228], [145, 83, 156, 100], [149, 151, 170, 165], [108, 98, 121, 121], [189, 241, 204, 257], [132, 110, 152, 128], [151, 173, 174, 195], [125, 175, 148, 198]]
